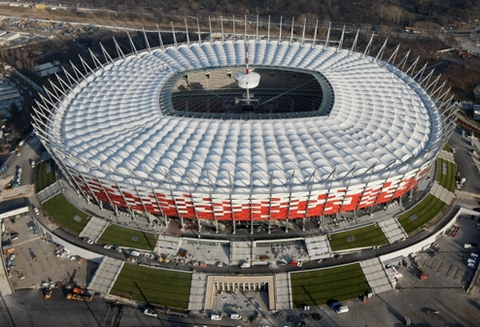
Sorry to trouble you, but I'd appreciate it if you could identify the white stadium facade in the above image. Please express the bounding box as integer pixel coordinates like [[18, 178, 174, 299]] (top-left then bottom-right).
[[33, 20, 455, 233]]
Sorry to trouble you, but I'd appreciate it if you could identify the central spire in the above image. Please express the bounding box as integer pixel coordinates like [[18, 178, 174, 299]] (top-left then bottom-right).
[[235, 40, 261, 108]]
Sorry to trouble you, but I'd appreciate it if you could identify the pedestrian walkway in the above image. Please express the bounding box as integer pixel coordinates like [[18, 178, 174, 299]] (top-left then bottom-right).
[[438, 150, 455, 163], [275, 272, 290, 310], [37, 182, 61, 203], [88, 256, 124, 294], [253, 239, 308, 266], [378, 217, 408, 243], [230, 241, 253, 265], [188, 272, 208, 311], [360, 258, 393, 294], [179, 238, 230, 265], [155, 234, 181, 258], [78, 216, 110, 242], [304, 235, 332, 260], [430, 182, 455, 204]]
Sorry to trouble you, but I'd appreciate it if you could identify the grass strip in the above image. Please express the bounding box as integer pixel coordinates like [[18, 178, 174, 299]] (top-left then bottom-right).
[[291, 263, 370, 307], [42, 193, 90, 234], [98, 223, 158, 251], [329, 224, 389, 251], [35, 158, 56, 192], [110, 264, 191, 308], [397, 194, 447, 235]]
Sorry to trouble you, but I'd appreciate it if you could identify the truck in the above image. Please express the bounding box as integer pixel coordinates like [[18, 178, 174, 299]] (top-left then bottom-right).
[[289, 260, 303, 267]]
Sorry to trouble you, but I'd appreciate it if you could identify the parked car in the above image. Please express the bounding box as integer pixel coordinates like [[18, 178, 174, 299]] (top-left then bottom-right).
[[31, 225, 40, 235], [230, 313, 241, 320], [210, 313, 222, 320], [330, 301, 349, 314], [143, 308, 158, 318], [33, 206, 39, 215], [10, 232, 19, 241], [425, 309, 440, 315], [83, 237, 93, 245]]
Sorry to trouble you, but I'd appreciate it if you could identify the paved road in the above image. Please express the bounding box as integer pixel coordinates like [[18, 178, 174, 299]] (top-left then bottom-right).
[[449, 128, 480, 194], [1, 275, 479, 327]]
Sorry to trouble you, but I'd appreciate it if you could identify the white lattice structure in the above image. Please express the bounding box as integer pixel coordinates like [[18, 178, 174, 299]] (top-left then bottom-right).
[[33, 22, 455, 233]]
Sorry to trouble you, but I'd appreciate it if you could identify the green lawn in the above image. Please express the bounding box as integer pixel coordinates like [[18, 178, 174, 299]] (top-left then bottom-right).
[[397, 193, 447, 235], [435, 158, 457, 192], [290, 263, 370, 307], [329, 224, 389, 251], [35, 159, 56, 192], [42, 193, 90, 234], [110, 264, 192, 308], [98, 224, 158, 251]]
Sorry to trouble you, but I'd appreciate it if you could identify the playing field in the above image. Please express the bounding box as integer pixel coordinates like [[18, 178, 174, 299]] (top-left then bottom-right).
[[290, 263, 370, 307], [110, 264, 192, 308]]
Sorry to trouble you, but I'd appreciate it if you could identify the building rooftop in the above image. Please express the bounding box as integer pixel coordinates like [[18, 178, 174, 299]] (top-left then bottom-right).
[[44, 39, 445, 196]]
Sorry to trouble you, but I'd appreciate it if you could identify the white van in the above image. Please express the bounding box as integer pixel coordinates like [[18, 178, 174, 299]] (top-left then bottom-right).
[[210, 314, 222, 320], [335, 305, 349, 313], [240, 262, 251, 269]]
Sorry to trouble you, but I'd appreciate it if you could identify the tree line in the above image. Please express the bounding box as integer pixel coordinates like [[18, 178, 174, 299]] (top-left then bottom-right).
[[48, 0, 480, 28]]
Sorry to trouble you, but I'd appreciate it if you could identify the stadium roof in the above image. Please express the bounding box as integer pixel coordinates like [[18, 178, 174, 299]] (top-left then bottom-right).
[[47, 39, 444, 195]]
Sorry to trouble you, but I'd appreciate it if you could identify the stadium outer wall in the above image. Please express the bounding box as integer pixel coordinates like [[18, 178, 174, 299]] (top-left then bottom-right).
[[66, 163, 430, 222]]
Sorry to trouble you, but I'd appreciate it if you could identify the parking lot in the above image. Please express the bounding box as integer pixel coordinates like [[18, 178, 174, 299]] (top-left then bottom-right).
[[210, 288, 270, 324], [393, 214, 480, 292], [2, 212, 95, 290]]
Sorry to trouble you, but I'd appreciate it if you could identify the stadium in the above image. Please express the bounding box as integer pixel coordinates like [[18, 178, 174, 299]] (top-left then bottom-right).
[[32, 21, 454, 234]]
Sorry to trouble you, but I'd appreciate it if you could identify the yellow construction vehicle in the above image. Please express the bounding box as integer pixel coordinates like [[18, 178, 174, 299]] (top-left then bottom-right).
[[44, 288, 52, 299], [66, 293, 94, 302]]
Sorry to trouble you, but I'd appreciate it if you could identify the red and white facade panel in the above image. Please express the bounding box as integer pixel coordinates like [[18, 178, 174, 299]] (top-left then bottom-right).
[[71, 165, 428, 221]]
